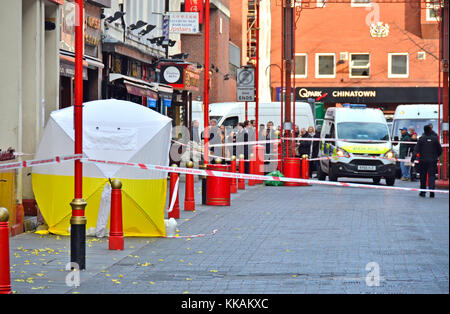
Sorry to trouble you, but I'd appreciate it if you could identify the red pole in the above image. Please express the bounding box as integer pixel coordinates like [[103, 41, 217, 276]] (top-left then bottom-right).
[[292, 13, 296, 158], [184, 161, 196, 210], [168, 165, 180, 219], [238, 154, 246, 190], [245, 101, 248, 121], [0, 208, 11, 294], [255, 0, 260, 145], [203, 0, 210, 165], [442, 3, 449, 181], [248, 154, 256, 186], [70, 0, 87, 270], [109, 180, 124, 250], [230, 156, 238, 193], [300, 155, 309, 186]]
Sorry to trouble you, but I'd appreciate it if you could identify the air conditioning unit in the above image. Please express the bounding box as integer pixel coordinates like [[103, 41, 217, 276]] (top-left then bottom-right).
[[417, 51, 426, 60], [340, 52, 348, 61]]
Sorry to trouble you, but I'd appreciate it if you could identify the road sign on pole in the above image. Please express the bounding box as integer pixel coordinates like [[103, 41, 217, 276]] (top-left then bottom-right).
[[237, 68, 255, 102]]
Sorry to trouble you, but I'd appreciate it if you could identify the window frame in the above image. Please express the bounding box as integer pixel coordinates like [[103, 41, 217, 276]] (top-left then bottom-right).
[[349, 53, 371, 79], [317, 0, 326, 8], [388, 53, 409, 78], [426, 1, 441, 22], [293, 53, 308, 78], [315, 53, 336, 79], [351, 0, 372, 7]]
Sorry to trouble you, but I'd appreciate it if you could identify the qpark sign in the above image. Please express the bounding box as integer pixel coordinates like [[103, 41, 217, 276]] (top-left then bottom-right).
[[277, 87, 440, 104]]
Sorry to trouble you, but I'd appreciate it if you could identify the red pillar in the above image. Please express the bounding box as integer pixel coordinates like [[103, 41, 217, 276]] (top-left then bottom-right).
[[300, 155, 310, 186], [0, 208, 11, 294], [230, 156, 238, 193], [203, 0, 210, 165], [168, 165, 180, 219], [248, 154, 256, 186], [206, 160, 231, 206], [184, 161, 196, 211], [283, 157, 301, 186], [109, 180, 124, 250], [238, 154, 246, 190], [70, 0, 87, 270], [253, 145, 264, 184]]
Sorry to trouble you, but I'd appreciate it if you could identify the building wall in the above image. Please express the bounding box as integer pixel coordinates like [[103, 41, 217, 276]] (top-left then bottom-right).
[[181, 0, 237, 104], [269, 2, 439, 90]]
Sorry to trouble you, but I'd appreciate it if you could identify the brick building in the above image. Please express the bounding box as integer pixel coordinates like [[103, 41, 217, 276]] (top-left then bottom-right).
[[181, 0, 240, 103], [269, 0, 442, 114]]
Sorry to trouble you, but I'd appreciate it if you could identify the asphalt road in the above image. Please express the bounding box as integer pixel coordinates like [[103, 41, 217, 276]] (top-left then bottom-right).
[[8, 177, 449, 294]]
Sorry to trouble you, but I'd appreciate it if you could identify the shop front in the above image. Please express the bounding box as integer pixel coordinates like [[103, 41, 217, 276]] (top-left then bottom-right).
[[59, 0, 108, 108]]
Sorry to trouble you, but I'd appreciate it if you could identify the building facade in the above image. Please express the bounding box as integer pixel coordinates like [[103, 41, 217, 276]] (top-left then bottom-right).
[[269, 0, 441, 114]]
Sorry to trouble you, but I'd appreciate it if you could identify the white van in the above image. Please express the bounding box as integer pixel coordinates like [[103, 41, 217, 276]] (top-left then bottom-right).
[[392, 104, 442, 154], [208, 101, 315, 131], [317, 104, 396, 185]]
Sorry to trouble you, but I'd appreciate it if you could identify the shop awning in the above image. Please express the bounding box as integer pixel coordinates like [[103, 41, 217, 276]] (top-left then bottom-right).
[[109, 73, 159, 98], [151, 82, 173, 99]]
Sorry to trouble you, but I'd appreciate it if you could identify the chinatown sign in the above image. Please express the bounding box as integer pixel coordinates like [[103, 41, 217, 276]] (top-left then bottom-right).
[[276, 87, 441, 104]]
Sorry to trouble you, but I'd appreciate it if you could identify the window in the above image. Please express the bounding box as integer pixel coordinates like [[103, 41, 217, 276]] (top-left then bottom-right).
[[350, 53, 370, 78], [317, 0, 326, 7], [426, 0, 441, 21], [388, 53, 409, 78], [351, 0, 372, 7], [294, 54, 307, 78], [316, 53, 336, 78]]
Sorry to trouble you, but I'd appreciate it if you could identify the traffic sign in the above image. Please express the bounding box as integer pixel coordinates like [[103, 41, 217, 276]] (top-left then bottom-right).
[[237, 68, 255, 101]]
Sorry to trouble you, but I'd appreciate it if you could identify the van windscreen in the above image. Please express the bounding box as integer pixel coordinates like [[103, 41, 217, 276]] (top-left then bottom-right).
[[392, 119, 439, 139], [337, 122, 389, 141]]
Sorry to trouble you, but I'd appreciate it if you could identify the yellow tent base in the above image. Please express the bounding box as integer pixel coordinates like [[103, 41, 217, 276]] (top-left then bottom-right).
[[32, 173, 167, 237]]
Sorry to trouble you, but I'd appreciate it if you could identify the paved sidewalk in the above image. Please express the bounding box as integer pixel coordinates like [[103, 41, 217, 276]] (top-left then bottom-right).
[[8, 178, 449, 294]]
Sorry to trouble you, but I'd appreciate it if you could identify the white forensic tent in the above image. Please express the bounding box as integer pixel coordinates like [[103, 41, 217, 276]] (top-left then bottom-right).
[[32, 99, 172, 237]]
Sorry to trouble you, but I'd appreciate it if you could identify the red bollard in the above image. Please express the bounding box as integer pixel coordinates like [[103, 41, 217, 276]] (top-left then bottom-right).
[[238, 154, 245, 190], [168, 164, 180, 219], [184, 161, 195, 211], [230, 156, 238, 193], [206, 158, 231, 206], [109, 180, 124, 250], [0, 207, 12, 294], [253, 145, 264, 184], [300, 155, 310, 186], [283, 157, 301, 186], [248, 153, 256, 186]]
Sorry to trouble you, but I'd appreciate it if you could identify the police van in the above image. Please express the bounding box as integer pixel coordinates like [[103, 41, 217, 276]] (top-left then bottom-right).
[[317, 104, 396, 185]]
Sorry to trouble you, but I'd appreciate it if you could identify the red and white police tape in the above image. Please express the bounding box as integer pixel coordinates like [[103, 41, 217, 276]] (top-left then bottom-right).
[[0, 154, 83, 171], [80, 158, 449, 195]]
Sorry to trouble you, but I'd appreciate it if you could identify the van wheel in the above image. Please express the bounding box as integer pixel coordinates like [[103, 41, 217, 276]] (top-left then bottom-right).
[[385, 177, 395, 186], [317, 165, 326, 181], [328, 166, 338, 182], [372, 177, 381, 184]]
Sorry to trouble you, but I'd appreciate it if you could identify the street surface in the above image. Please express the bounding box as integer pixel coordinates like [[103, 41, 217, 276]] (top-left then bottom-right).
[[8, 178, 449, 294]]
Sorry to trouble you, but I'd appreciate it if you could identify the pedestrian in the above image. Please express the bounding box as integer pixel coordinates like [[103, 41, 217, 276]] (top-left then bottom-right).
[[408, 133, 418, 181], [398, 127, 411, 181], [297, 128, 310, 158], [191, 120, 201, 144], [308, 126, 320, 177], [411, 124, 442, 198]]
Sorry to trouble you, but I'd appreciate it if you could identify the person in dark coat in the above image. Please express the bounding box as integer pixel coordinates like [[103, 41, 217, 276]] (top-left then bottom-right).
[[399, 127, 412, 181], [297, 128, 311, 157], [308, 126, 320, 177], [411, 124, 442, 198]]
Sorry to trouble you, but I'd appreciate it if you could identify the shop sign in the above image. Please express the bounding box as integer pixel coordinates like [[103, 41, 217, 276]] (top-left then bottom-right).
[[60, 1, 76, 53], [276, 87, 440, 104], [183, 65, 200, 91], [167, 12, 199, 34]]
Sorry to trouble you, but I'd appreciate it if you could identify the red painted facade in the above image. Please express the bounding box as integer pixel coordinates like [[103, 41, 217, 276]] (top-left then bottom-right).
[[270, 1, 441, 109]]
